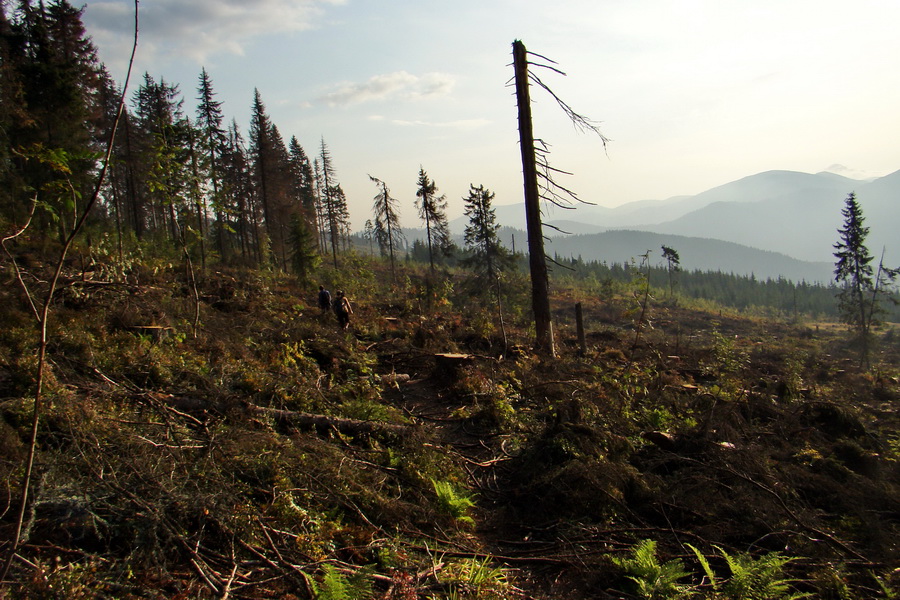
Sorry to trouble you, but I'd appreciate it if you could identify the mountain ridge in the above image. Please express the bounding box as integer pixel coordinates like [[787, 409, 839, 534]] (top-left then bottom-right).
[[506, 228, 834, 283], [447, 167, 899, 279]]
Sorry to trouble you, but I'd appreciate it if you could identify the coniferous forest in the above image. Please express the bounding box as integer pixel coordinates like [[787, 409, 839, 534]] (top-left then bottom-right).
[[1, 2, 899, 599]]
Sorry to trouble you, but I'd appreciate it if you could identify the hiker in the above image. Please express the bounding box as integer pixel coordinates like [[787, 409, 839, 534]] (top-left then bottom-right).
[[333, 290, 353, 330], [317, 285, 332, 313]]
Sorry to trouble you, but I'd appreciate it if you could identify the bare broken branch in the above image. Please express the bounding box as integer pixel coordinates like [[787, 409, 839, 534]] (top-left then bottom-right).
[[527, 71, 609, 143], [0, 0, 140, 584], [1, 196, 40, 321]]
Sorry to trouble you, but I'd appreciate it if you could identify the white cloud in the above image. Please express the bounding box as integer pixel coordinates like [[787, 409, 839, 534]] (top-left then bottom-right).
[[822, 164, 885, 182], [319, 71, 456, 106], [390, 118, 490, 130], [408, 73, 456, 100], [84, 0, 344, 67]]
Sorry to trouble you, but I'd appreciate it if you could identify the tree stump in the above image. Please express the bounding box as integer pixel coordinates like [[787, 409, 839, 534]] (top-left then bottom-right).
[[126, 325, 174, 343], [433, 353, 475, 380]]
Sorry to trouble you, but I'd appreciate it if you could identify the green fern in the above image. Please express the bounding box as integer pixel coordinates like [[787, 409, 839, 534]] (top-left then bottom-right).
[[720, 547, 808, 600], [431, 478, 476, 526], [688, 544, 810, 600], [308, 564, 374, 600], [612, 539, 692, 599], [687, 544, 718, 592], [872, 571, 897, 599]]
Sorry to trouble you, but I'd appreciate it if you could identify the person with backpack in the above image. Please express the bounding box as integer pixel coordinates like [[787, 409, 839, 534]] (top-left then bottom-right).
[[333, 290, 353, 330], [317, 285, 332, 313]]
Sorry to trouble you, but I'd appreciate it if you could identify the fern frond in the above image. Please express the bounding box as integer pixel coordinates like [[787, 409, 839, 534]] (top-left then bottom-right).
[[431, 478, 476, 525], [687, 544, 718, 591], [717, 546, 809, 600], [309, 564, 374, 600], [613, 539, 692, 599]]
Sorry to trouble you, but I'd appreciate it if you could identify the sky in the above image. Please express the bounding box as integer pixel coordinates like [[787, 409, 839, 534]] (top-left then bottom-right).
[[81, 0, 900, 230]]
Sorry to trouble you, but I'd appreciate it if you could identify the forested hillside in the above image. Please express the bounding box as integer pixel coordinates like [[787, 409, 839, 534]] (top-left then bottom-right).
[[538, 230, 835, 284], [1, 1, 329, 274], [1, 3, 899, 599]]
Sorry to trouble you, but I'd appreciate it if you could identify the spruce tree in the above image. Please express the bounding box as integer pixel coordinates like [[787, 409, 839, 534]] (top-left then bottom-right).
[[462, 184, 514, 290], [221, 120, 256, 260], [313, 157, 328, 254], [288, 213, 320, 283], [196, 68, 227, 256], [331, 183, 352, 250], [0, 2, 30, 221], [5, 0, 105, 240], [249, 89, 275, 257], [288, 136, 318, 241], [833, 192, 875, 368], [318, 138, 342, 267], [415, 167, 451, 274], [266, 122, 295, 269], [132, 73, 191, 243], [363, 219, 375, 256], [370, 174, 404, 282], [661, 245, 681, 298]]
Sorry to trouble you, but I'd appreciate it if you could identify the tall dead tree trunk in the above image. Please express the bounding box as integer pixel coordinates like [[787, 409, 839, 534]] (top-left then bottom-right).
[[188, 130, 207, 273], [513, 39, 555, 356]]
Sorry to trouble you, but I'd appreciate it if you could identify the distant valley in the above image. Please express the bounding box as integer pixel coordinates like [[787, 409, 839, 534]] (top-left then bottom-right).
[[446, 168, 899, 283]]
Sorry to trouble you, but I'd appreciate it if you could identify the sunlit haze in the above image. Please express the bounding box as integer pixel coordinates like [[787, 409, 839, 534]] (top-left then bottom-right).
[[83, 0, 900, 230]]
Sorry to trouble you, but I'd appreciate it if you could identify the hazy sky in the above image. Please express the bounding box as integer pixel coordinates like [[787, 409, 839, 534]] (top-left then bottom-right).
[[83, 0, 900, 229]]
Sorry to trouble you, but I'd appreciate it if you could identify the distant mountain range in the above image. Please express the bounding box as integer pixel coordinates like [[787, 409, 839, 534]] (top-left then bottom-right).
[[446, 168, 899, 283]]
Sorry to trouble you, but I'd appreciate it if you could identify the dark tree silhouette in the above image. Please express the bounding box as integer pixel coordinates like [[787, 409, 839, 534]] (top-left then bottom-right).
[[133, 73, 191, 245], [370, 174, 404, 282], [832, 193, 898, 368], [220, 120, 256, 260], [462, 184, 514, 287], [196, 67, 227, 257], [288, 136, 319, 242], [415, 166, 451, 274], [661, 245, 681, 298], [318, 138, 343, 267], [288, 212, 320, 283], [2, 0, 107, 240]]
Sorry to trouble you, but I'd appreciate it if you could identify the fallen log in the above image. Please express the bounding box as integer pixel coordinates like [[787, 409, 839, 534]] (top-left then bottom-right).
[[249, 405, 413, 440], [378, 373, 411, 386]]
